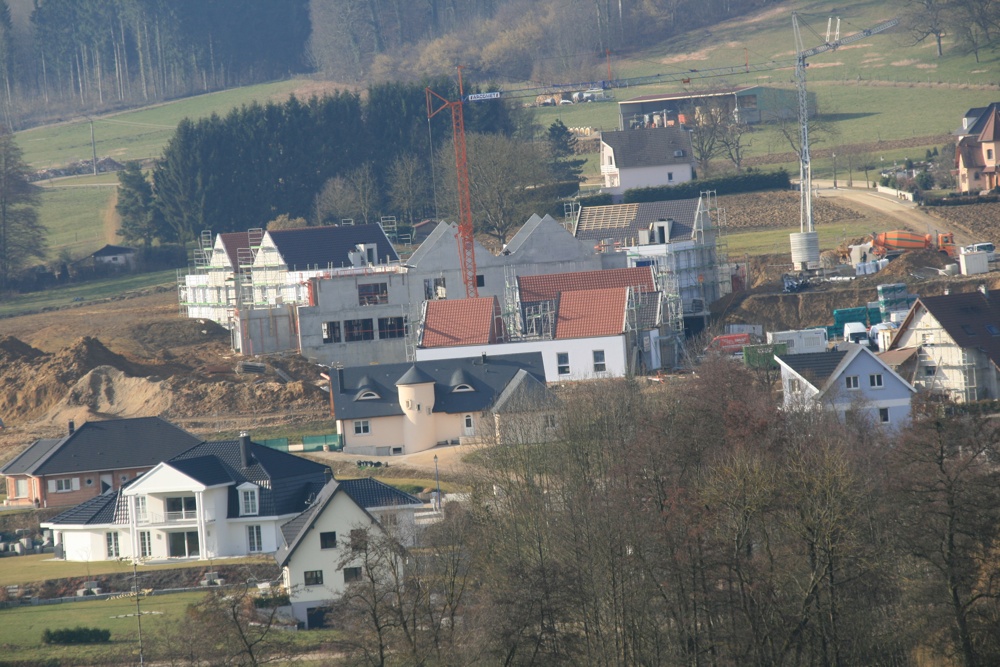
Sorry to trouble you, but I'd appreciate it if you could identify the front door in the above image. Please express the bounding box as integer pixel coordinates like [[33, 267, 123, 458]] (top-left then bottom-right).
[[100, 474, 113, 494], [463, 414, 474, 437], [168, 531, 200, 558]]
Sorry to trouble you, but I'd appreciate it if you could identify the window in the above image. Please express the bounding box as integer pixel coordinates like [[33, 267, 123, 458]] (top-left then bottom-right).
[[322, 321, 341, 344], [465, 414, 473, 429], [788, 378, 801, 393], [357, 283, 388, 306], [14, 479, 28, 497], [879, 407, 890, 423], [544, 414, 557, 429], [85, 478, 93, 486], [344, 319, 374, 342], [381, 513, 398, 527], [320, 532, 337, 549], [988, 324, 1000, 336], [453, 384, 474, 392], [106, 532, 120, 558], [557, 352, 570, 375], [593, 350, 606, 373], [989, 148, 995, 160], [424, 277, 446, 300], [304, 570, 324, 586], [845, 375, 859, 389], [55, 478, 75, 492], [869, 374, 884, 388], [476, 274, 485, 287], [354, 420, 371, 435], [139, 531, 151, 558], [343, 567, 362, 583], [165, 496, 197, 520], [667, 171, 674, 182], [247, 525, 263, 553], [135, 496, 148, 522], [925, 365, 936, 377], [358, 391, 379, 400], [241, 489, 258, 516], [961, 324, 976, 336], [378, 316, 406, 339]]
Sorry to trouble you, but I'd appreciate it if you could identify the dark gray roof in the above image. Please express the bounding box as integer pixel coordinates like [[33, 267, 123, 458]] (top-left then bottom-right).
[[601, 127, 692, 169], [397, 365, 435, 385], [168, 456, 233, 487], [492, 369, 557, 414], [45, 489, 121, 526], [170, 439, 330, 518], [339, 478, 422, 510], [333, 353, 546, 421], [1, 417, 202, 477], [575, 199, 700, 245], [92, 244, 136, 257], [776, 350, 849, 389], [900, 291, 1000, 368], [957, 102, 1000, 136], [266, 224, 399, 271], [275, 478, 420, 567]]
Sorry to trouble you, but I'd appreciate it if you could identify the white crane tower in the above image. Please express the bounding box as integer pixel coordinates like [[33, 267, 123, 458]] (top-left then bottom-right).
[[789, 13, 899, 271]]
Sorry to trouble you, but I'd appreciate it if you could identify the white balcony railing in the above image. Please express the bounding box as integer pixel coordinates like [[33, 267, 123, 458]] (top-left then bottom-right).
[[135, 509, 214, 526]]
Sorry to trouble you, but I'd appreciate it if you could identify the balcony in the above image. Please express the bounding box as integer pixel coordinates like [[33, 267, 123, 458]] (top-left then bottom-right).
[[135, 509, 215, 526], [600, 164, 618, 175]]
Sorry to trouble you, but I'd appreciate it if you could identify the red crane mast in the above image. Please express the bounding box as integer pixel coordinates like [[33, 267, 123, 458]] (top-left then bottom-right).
[[426, 67, 478, 299]]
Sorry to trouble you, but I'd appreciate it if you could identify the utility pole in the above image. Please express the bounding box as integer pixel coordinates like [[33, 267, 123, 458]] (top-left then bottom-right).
[[86, 116, 98, 176]]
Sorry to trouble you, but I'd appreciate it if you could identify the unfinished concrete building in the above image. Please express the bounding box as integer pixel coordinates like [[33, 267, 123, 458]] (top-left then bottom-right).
[[573, 192, 731, 358]]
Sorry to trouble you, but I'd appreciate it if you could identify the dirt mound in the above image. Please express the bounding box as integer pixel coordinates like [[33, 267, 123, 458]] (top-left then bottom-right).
[[165, 376, 324, 420], [48, 336, 139, 384], [0, 335, 44, 363], [127, 318, 230, 352], [721, 190, 864, 230], [863, 250, 949, 281], [43, 366, 173, 424]]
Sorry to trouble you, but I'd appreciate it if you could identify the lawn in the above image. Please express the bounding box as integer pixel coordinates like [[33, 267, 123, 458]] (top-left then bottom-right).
[[16, 79, 311, 169], [39, 185, 119, 260], [724, 218, 877, 258], [0, 270, 176, 318]]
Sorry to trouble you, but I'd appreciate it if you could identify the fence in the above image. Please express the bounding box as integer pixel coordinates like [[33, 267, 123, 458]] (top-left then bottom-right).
[[301, 434, 342, 452], [258, 438, 289, 452]]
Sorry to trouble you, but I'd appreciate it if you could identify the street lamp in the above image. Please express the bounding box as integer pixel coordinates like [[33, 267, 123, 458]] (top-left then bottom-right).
[[832, 152, 838, 189], [433, 454, 441, 512], [120, 556, 145, 666]]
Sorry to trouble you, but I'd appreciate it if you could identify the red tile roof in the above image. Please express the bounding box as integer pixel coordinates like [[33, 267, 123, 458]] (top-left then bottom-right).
[[518, 267, 655, 303], [555, 288, 628, 340], [421, 297, 503, 348]]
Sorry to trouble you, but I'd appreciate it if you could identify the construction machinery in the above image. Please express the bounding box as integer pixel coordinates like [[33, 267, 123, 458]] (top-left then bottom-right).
[[871, 230, 958, 259]]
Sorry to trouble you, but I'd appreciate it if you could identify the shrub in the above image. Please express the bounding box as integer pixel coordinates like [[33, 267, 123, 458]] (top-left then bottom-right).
[[42, 626, 111, 645], [253, 592, 291, 608]]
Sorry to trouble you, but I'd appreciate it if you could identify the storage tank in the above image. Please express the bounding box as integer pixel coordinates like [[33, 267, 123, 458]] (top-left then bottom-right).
[[790, 231, 820, 270]]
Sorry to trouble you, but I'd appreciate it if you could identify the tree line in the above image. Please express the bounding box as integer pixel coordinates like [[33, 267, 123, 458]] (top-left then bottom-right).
[[118, 82, 583, 250], [0, 0, 310, 129], [318, 362, 1000, 667]]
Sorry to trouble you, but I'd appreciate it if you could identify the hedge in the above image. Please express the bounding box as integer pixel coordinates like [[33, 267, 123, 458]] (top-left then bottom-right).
[[42, 627, 112, 645], [924, 192, 1000, 206], [623, 170, 791, 203]]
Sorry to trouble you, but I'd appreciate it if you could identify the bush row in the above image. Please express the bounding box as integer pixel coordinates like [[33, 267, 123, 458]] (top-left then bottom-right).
[[924, 192, 1000, 206], [577, 170, 791, 208], [41, 627, 111, 645]]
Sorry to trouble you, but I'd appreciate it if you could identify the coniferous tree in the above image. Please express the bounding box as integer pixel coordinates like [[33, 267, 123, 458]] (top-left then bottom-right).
[[0, 132, 42, 289], [546, 120, 586, 182], [116, 161, 162, 248]]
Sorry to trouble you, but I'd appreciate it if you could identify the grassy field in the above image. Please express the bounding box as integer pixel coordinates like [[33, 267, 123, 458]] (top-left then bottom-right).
[[0, 270, 175, 318], [39, 185, 118, 259], [725, 218, 876, 257], [16, 79, 312, 169]]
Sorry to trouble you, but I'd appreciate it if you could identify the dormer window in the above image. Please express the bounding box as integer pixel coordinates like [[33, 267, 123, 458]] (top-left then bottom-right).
[[452, 384, 474, 393], [358, 391, 380, 400], [239, 483, 259, 516]]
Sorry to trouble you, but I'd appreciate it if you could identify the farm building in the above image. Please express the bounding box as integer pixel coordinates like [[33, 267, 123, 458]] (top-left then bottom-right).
[[616, 85, 807, 129]]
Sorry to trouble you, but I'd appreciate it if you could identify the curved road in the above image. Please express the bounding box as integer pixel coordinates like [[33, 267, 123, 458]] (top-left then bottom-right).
[[810, 180, 975, 246]]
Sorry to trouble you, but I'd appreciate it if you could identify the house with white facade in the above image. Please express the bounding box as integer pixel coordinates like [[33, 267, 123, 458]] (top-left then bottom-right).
[[41, 435, 330, 562], [599, 126, 694, 198], [275, 477, 423, 628], [776, 345, 916, 428], [331, 352, 550, 455], [180, 230, 258, 331], [886, 288, 1000, 403], [415, 267, 662, 380]]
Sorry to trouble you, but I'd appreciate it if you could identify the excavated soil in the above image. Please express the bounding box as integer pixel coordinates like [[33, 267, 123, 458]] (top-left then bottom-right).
[[720, 190, 864, 230]]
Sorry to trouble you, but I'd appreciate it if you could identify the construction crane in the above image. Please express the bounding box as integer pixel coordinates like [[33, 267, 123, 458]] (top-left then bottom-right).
[[427, 67, 480, 299], [789, 13, 899, 270]]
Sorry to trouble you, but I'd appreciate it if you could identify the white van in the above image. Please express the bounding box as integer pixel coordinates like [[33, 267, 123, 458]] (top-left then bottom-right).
[[844, 322, 868, 345], [962, 242, 995, 261]]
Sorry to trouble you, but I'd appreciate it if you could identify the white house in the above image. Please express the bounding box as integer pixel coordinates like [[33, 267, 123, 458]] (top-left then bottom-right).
[[776, 345, 916, 429], [274, 477, 423, 628], [599, 126, 695, 198], [886, 288, 1000, 403], [41, 435, 330, 562]]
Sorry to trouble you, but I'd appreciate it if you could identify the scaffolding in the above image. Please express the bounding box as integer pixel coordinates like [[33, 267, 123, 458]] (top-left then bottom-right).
[[916, 338, 980, 403], [502, 264, 523, 341]]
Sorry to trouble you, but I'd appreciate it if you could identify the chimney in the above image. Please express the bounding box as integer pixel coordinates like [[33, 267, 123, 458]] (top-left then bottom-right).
[[979, 283, 989, 300], [68, 420, 75, 435], [481, 352, 488, 365], [324, 467, 333, 483], [239, 432, 252, 468], [944, 287, 951, 295]]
